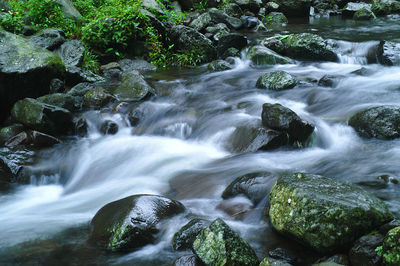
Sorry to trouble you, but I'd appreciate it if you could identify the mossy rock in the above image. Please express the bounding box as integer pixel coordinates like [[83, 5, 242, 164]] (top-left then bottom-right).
[[207, 60, 232, 72], [381, 226, 400, 265], [256, 71, 297, 90], [0, 124, 25, 145], [247, 46, 293, 66], [259, 257, 292, 266], [83, 88, 115, 108], [269, 173, 393, 253], [172, 218, 210, 251], [274, 0, 311, 17], [36, 93, 82, 112], [193, 218, 259, 266], [263, 12, 288, 24], [348, 105, 400, 139], [89, 194, 185, 251], [113, 70, 155, 101], [372, 0, 400, 16], [353, 7, 377, 20]]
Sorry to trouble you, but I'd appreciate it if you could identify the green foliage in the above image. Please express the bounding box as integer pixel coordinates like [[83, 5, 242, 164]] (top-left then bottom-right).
[[82, 49, 100, 73]]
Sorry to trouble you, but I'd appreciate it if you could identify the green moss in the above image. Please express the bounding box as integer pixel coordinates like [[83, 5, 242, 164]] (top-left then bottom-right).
[[381, 226, 400, 265]]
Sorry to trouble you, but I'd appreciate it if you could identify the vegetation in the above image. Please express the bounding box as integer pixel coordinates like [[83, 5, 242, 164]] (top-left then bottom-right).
[[0, 0, 204, 69]]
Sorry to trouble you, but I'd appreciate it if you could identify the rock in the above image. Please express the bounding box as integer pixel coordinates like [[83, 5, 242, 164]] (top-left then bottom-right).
[[222, 172, 275, 205], [189, 13, 212, 31], [0, 147, 34, 183], [169, 25, 216, 64], [0, 124, 25, 145], [49, 78, 65, 94], [240, 16, 258, 29], [315, 254, 350, 265], [11, 98, 73, 135], [207, 60, 232, 71], [247, 46, 292, 65], [178, 0, 194, 11], [349, 233, 384, 266], [174, 255, 205, 266], [206, 23, 230, 34], [57, 0, 82, 20], [274, 0, 311, 17], [172, 218, 211, 251], [234, 0, 262, 13], [113, 70, 154, 101], [5, 130, 61, 148], [342, 2, 372, 17], [380, 219, 400, 235], [266, 2, 280, 12], [119, 59, 157, 73], [380, 226, 400, 265], [56, 40, 85, 67], [269, 248, 298, 265], [30, 28, 66, 51], [73, 117, 88, 137], [67, 82, 95, 96], [65, 66, 104, 86], [262, 103, 314, 142], [100, 120, 118, 135], [264, 12, 288, 24], [353, 7, 376, 20], [372, 0, 400, 16], [208, 8, 243, 30], [318, 75, 344, 88], [263, 38, 286, 55], [192, 218, 259, 266], [89, 194, 185, 251], [36, 93, 82, 112], [217, 33, 247, 56], [0, 30, 65, 123], [228, 125, 288, 153], [256, 71, 297, 90], [376, 41, 400, 66], [83, 88, 114, 108], [143, 0, 165, 13], [348, 106, 400, 139], [223, 3, 243, 18], [276, 33, 338, 62], [222, 47, 240, 59], [259, 257, 292, 266], [269, 173, 393, 253]]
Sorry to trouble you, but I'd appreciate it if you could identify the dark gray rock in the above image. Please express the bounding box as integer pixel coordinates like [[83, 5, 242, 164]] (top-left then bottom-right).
[[65, 66, 104, 86], [263, 12, 288, 24], [172, 218, 211, 251], [30, 28, 66, 51], [318, 74, 344, 88], [57, 0, 82, 20], [274, 0, 311, 17], [83, 88, 114, 109], [0, 124, 25, 145], [247, 45, 292, 65], [67, 82, 95, 96], [100, 120, 118, 135], [49, 78, 65, 94], [259, 257, 292, 266], [113, 70, 154, 101], [235, 0, 262, 13], [349, 233, 384, 266], [56, 40, 85, 67], [217, 33, 247, 56], [223, 3, 243, 18], [36, 93, 82, 112], [353, 7, 377, 20], [377, 41, 400, 66], [5, 130, 61, 148], [222, 47, 241, 59], [174, 255, 205, 266], [372, 0, 400, 16], [256, 71, 297, 90], [269, 248, 298, 265], [342, 2, 372, 17], [119, 59, 157, 73], [240, 16, 258, 28], [207, 60, 232, 71]]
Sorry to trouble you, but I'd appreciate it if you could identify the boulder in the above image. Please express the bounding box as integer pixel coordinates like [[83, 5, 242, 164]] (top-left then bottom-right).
[[5, 130, 61, 148], [65, 66, 104, 86], [259, 257, 292, 266], [349, 233, 384, 266], [207, 60, 232, 71], [113, 70, 154, 101], [0, 30, 65, 123], [189, 13, 212, 31], [247, 46, 292, 65], [67, 82, 95, 96], [36, 93, 82, 112], [256, 71, 297, 90], [348, 106, 400, 139], [380, 226, 400, 265], [261, 103, 314, 142], [83, 87, 114, 108], [376, 41, 400, 66], [234, 0, 262, 13], [89, 194, 185, 251], [264, 12, 288, 24], [372, 0, 400, 16], [353, 7, 377, 20], [192, 218, 259, 266], [240, 16, 258, 29], [119, 59, 157, 73], [99, 120, 118, 135], [169, 25, 216, 64], [0, 147, 34, 183], [223, 3, 243, 18], [222, 172, 275, 205], [208, 8, 243, 30], [217, 33, 247, 56], [0, 124, 25, 145], [172, 218, 211, 251], [57, 0, 82, 20], [56, 40, 85, 67], [274, 0, 311, 17], [11, 98, 73, 135], [342, 2, 372, 17], [222, 48, 240, 59], [30, 28, 66, 51], [174, 255, 205, 266], [269, 173, 393, 253], [318, 74, 344, 88]]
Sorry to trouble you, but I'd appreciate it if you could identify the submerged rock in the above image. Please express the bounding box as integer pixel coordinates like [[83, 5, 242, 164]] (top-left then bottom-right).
[[380, 226, 400, 265], [172, 218, 210, 251], [348, 105, 400, 139], [192, 218, 259, 266], [89, 194, 185, 251], [247, 46, 292, 65], [256, 71, 297, 90], [269, 173, 393, 253], [99, 120, 118, 135]]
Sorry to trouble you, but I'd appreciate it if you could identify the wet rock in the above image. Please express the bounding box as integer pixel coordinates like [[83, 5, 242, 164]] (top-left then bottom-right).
[[36, 93, 82, 112], [234, 0, 262, 13], [349, 233, 383, 266], [222, 47, 241, 59], [314, 254, 350, 265], [217, 33, 247, 56], [5, 131, 61, 148], [228, 125, 288, 153], [380, 226, 400, 265], [342, 2, 372, 17], [206, 23, 230, 34], [216, 198, 253, 220], [223, 3, 243, 18], [256, 71, 297, 90], [0, 30, 65, 123], [192, 218, 259, 266], [83, 88, 114, 108], [99, 120, 118, 135], [348, 105, 400, 139], [379, 219, 400, 235], [11, 98, 73, 135], [169, 25, 216, 64], [30, 28, 66, 51], [113, 70, 154, 101], [172, 218, 211, 251], [65, 66, 104, 86], [49, 78, 65, 94], [73, 117, 88, 137], [372, 0, 400, 16], [353, 7, 377, 20], [269, 173, 393, 253], [208, 8, 243, 30], [0, 147, 35, 183], [318, 74, 344, 88], [89, 194, 185, 251], [67, 82, 95, 96], [269, 248, 298, 264], [207, 60, 232, 71], [56, 40, 85, 67], [189, 12, 212, 31], [119, 59, 157, 73], [263, 38, 286, 55], [222, 172, 275, 205], [174, 254, 205, 266], [260, 256, 292, 266], [376, 41, 400, 66], [264, 12, 288, 24], [240, 16, 258, 29], [266, 2, 280, 12], [262, 103, 314, 142], [0, 124, 25, 145], [274, 0, 311, 17], [247, 46, 292, 65]]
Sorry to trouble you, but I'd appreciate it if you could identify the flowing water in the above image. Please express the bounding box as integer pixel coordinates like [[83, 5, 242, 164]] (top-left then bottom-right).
[[1, 16, 400, 265]]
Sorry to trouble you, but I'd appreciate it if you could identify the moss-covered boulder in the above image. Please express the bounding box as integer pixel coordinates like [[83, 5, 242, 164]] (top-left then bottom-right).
[[380, 226, 400, 265], [217, 33, 247, 56], [11, 98, 73, 135], [262, 103, 314, 142], [269, 173, 393, 253], [372, 0, 400, 16], [259, 257, 292, 266], [174, 254, 205, 266], [83, 88, 115, 108], [256, 71, 297, 90], [192, 218, 259, 266], [263, 12, 288, 24], [0, 124, 25, 145], [247, 46, 293, 66], [207, 60, 232, 72], [172, 218, 210, 251], [0, 30, 65, 123], [113, 70, 154, 101], [353, 7, 377, 20], [36, 93, 82, 112], [342, 2, 372, 17], [56, 40, 85, 67], [348, 106, 400, 139], [89, 194, 185, 251]]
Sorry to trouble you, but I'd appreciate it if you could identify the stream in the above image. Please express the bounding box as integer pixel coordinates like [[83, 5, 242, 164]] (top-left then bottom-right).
[[1, 15, 400, 265]]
